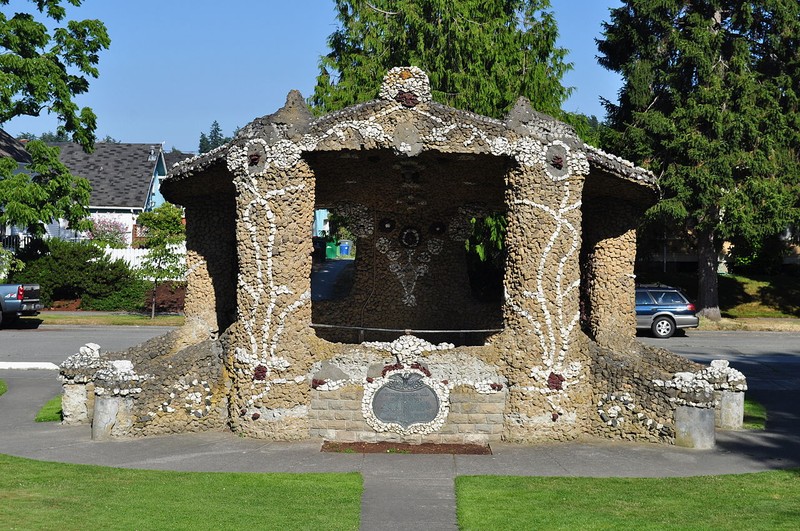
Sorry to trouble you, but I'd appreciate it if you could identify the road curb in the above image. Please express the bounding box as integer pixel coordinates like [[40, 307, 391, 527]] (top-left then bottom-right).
[[0, 362, 59, 370]]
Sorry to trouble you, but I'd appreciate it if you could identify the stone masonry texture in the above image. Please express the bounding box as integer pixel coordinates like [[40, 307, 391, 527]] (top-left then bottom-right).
[[62, 67, 734, 446]]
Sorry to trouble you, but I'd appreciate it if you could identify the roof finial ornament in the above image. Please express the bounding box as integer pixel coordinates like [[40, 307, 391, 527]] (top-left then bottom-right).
[[380, 66, 431, 107]]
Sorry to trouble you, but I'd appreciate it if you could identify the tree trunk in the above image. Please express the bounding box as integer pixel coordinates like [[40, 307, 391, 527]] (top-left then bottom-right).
[[696, 228, 721, 321], [150, 282, 157, 319]]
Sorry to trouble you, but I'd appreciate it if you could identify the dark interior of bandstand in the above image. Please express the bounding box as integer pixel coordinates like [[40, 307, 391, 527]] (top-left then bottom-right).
[[308, 149, 508, 347]]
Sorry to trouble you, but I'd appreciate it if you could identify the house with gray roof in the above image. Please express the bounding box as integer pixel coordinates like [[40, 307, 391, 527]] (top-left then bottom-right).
[[0, 128, 31, 163], [43, 142, 191, 244], [1, 131, 192, 247]]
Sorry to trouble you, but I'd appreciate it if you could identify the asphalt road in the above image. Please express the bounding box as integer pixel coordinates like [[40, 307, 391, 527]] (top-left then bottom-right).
[[639, 330, 800, 391], [0, 325, 175, 365]]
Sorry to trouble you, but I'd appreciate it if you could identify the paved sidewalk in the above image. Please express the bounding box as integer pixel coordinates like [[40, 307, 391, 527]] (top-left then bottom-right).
[[1, 369, 799, 530]]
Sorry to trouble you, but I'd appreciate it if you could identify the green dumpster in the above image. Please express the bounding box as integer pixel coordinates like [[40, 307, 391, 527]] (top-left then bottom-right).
[[325, 241, 339, 259]]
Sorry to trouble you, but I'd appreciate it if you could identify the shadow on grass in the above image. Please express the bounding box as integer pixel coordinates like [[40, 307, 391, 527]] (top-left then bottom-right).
[[757, 276, 800, 317], [717, 274, 752, 314]]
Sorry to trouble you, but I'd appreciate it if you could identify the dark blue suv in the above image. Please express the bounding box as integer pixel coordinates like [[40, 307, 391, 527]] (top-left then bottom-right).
[[635, 285, 699, 338]]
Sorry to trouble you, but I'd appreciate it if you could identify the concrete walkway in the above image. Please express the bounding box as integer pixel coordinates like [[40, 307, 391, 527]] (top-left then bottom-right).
[[1, 368, 799, 530]]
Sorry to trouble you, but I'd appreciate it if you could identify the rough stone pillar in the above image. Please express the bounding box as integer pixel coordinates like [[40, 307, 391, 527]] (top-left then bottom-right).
[[61, 383, 95, 425], [716, 390, 745, 430], [501, 159, 587, 442], [183, 195, 238, 335], [228, 158, 316, 439], [581, 198, 639, 349], [91, 395, 134, 440], [674, 405, 716, 449]]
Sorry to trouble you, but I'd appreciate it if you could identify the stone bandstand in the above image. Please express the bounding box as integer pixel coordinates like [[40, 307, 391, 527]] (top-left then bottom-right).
[[60, 68, 746, 447]]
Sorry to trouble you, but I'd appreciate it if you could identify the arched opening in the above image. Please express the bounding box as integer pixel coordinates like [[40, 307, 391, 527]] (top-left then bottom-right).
[[308, 149, 507, 346]]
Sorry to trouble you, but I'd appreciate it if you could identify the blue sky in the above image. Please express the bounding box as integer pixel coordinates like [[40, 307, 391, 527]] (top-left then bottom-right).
[[4, 0, 623, 153]]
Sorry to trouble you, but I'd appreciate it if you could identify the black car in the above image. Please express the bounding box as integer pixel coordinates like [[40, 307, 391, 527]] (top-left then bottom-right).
[[635, 284, 699, 338]]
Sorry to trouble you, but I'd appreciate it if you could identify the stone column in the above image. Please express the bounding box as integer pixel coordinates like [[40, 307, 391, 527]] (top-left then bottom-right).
[[716, 390, 745, 430], [91, 395, 134, 440], [501, 157, 587, 442], [228, 157, 316, 439], [581, 198, 638, 349], [183, 195, 238, 335], [61, 382, 95, 425], [675, 405, 716, 449]]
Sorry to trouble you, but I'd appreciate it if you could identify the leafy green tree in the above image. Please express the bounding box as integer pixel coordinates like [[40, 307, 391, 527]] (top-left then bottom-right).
[[136, 202, 185, 318], [15, 130, 69, 142], [198, 120, 231, 154], [597, 0, 800, 318], [0, 0, 110, 234], [0, 141, 92, 234], [312, 0, 572, 119], [0, 247, 23, 282]]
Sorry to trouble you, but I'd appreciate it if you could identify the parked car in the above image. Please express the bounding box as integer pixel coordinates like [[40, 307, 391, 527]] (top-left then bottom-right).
[[0, 284, 43, 325], [635, 284, 699, 338]]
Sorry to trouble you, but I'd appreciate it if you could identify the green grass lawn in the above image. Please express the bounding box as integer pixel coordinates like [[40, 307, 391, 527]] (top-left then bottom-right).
[[718, 274, 800, 318], [456, 470, 800, 530], [36, 312, 185, 327], [744, 397, 768, 430], [0, 454, 361, 530], [0, 379, 7, 397], [34, 395, 62, 422]]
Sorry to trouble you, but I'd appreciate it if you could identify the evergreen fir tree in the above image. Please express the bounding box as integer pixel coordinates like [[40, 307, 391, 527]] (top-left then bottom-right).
[[312, 0, 572, 119], [598, 0, 800, 318], [198, 120, 231, 153]]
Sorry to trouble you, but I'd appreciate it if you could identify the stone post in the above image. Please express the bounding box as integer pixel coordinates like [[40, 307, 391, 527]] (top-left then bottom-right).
[[581, 199, 638, 348], [183, 195, 238, 335], [61, 382, 95, 425], [716, 390, 745, 430], [674, 405, 716, 449], [91, 395, 134, 441], [59, 343, 105, 425]]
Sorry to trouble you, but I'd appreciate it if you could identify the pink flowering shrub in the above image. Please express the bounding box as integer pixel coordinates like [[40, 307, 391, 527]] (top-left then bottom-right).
[[88, 217, 128, 248]]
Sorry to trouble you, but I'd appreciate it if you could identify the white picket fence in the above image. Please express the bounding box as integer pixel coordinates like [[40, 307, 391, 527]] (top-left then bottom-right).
[[103, 244, 187, 280]]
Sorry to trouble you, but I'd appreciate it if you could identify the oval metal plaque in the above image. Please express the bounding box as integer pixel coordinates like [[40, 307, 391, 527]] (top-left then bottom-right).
[[371, 373, 439, 428]]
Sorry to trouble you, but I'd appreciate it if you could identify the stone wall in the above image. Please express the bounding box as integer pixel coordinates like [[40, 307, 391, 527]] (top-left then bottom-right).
[[311, 150, 506, 336], [588, 341, 700, 443], [60, 324, 230, 437]]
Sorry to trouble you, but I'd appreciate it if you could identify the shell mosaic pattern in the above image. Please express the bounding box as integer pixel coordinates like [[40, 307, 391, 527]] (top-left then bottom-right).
[[231, 173, 311, 407], [376, 235, 445, 306], [219, 67, 593, 181], [653, 372, 717, 408], [94, 360, 146, 397], [308, 342, 506, 396], [362, 334, 454, 364], [60, 343, 106, 384], [597, 392, 670, 436], [508, 176, 583, 414], [378, 66, 432, 105]]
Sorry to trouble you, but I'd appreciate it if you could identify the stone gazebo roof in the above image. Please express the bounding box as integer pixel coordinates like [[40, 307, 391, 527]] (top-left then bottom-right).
[[164, 67, 657, 203]]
